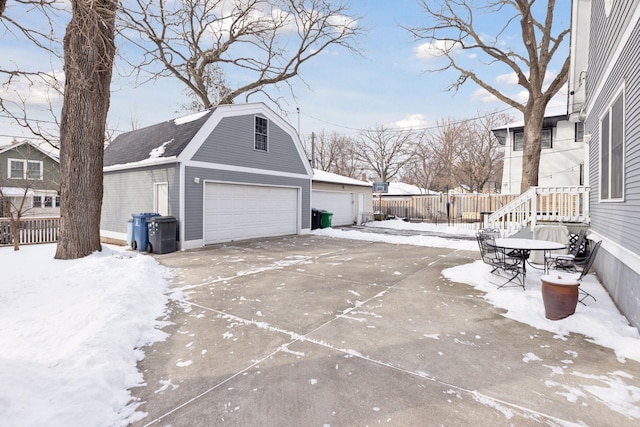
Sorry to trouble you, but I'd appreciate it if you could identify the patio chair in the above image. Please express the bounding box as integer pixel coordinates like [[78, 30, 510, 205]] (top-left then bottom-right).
[[476, 233, 524, 289], [548, 240, 601, 304], [545, 229, 588, 273]]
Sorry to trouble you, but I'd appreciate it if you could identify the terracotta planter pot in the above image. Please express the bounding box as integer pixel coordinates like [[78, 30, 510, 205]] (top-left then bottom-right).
[[541, 275, 579, 320]]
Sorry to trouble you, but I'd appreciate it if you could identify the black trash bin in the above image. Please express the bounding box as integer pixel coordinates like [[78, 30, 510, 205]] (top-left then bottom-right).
[[147, 216, 178, 254], [132, 212, 160, 251], [311, 208, 322, 230]]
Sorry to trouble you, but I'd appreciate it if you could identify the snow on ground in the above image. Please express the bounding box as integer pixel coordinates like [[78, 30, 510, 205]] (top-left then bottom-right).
[[316, 219, 640, 364], [2, 218, 639, 426], [0, 244, 173, 427]]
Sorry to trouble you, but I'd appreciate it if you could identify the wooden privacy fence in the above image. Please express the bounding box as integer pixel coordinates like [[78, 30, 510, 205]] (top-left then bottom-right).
[[377, 194, 518, 221], [0, 217, 60, 246]]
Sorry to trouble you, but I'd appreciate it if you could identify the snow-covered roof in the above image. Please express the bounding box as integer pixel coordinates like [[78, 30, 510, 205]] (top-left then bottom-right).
[[383, 182, 436, 196], [0, 140, 59, 161], [312, 169, 371, 187], [104, 109, 215, 168]]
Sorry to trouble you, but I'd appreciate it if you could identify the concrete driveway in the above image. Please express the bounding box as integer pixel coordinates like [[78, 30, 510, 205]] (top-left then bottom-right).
[[131, 234, 640, 426]]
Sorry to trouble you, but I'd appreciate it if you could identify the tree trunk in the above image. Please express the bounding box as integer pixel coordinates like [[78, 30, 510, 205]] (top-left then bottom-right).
[[55, 0, 117, 260], [520, 101, 547, 193]]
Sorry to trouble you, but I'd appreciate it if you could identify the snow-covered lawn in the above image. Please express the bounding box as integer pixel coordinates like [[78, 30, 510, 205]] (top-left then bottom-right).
[[1, 219, 639, 426], [0, 245, 174, 427]]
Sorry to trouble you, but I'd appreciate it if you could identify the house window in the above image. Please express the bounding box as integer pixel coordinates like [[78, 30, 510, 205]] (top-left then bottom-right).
[[9, 159, 24, 179], [513, 132, 524, 151], [33, 196, 42, 208], [44, 196, 53, 207], [7, 159, 43, 180], [55, 196, 60, 208], [575, 122, 585, 142], [27, 161, 42, 179], [255, 116, 268, 151], [513, 129, 552, 151], [600, 89, 624, 200], [541, 129, 552, 149]]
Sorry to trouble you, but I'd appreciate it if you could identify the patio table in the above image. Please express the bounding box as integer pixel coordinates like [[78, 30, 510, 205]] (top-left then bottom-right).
[[492, 238, 567, 278]]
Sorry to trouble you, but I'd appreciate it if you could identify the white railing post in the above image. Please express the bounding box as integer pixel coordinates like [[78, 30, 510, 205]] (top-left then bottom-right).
[[531, 186, 538, 231]]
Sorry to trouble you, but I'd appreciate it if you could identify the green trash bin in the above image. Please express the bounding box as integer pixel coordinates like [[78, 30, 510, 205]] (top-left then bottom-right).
[[320, 211, 333, 228]]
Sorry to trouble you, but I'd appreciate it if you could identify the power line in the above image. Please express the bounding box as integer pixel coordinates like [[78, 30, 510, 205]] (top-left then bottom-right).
[[299, 105, 521, 134]]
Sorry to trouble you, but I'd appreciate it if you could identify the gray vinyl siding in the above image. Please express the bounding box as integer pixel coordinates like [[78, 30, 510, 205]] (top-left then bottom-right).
[[586, 3, 640, 256], [183, 166, 311, 241], [191, 115, 309, 175], [101, 165, 179, 234], [594, 247, 640, 329], [584, 1, 640, 330]]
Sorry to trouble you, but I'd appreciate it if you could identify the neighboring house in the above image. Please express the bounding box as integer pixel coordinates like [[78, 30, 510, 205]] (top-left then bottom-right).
[[569, 0, 640, 329], [379, 182, 435, 198], [311, 169, 372, 226], [101, 103, 313, 249], [492, 114, 587, 194], [0, 140, 61, 218]]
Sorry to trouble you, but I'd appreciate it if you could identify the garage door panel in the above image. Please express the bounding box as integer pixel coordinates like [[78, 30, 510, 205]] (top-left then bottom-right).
[[312, 190, 354, 226], [205, 183, 298, 244]]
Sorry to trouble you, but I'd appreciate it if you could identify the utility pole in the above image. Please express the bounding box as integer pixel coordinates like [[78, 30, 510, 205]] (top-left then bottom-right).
[[311, 132, 315, 169]]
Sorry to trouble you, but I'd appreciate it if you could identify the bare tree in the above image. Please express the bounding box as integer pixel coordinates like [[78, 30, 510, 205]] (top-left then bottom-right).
[[55, 0, 118, 260], [354, 126, 416, 183], [1, 1, 63, 148], [408, 0, 569, 193], [453, 112, 509, 193], [420, 118, 461, 192], [118, 0, 362, 109], [304, 130, 363, 178]]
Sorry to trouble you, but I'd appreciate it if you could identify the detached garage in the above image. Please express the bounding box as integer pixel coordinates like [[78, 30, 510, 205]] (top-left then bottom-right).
[[312, 169, 373, 226], [101, 103, 312, 249]]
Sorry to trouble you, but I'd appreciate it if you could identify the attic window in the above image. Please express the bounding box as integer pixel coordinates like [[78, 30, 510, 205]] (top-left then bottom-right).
[[255, 116, 268, 151]]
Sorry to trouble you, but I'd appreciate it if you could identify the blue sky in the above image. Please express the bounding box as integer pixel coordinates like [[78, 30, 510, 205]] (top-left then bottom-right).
[[0, 1, 572, 145]]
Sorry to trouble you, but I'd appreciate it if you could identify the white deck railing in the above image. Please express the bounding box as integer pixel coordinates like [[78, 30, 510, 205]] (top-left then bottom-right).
[[485, 186, 590, 235]]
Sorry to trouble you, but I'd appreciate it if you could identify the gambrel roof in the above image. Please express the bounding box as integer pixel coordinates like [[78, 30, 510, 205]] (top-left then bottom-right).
[[104, 110, 215, 168]]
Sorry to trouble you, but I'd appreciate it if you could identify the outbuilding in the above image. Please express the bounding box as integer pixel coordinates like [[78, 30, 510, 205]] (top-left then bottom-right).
[[101, 103, 313, 249], [311, 169, 372, 226]]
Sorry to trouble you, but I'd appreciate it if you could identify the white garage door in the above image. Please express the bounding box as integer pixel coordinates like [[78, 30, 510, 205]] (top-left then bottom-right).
[[312, 190, 354, 226], [204, 183, 298, 244]]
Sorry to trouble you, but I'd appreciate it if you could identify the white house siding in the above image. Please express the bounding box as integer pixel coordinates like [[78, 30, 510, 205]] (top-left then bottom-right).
[[101, 165, 179, 242], [579, 0, 640, 329], [501, 119, 585, 194]]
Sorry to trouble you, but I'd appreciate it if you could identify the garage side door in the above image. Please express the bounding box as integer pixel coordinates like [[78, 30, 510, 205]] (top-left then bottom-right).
[[312, 190, 354, 227], [205, 183, 298, 244]]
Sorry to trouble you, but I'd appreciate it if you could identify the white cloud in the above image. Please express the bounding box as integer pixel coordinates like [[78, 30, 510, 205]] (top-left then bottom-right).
[[413, 40, 459, 60], [496, 72, 518, 85], [0, 71, 64, 109], [393, 113, 429, 129]]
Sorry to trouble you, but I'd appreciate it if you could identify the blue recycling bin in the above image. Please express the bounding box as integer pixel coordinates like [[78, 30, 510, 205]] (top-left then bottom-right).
[[132, 213, 159, 251], [126, 219, 134, 247]]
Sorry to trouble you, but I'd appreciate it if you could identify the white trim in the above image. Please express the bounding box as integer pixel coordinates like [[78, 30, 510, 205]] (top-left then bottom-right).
[[597, 83, 625, 202], [185, 160, 310, 180], [589, 230, 640, 276], [181, 239, 204, 250], [103, 157, 178, 172], [100, 229, 127, 243], [254, 114, 269, 152], [585, 2, 640, 114], [178, 103, 313, 177], [179, 163, 186, 250]]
